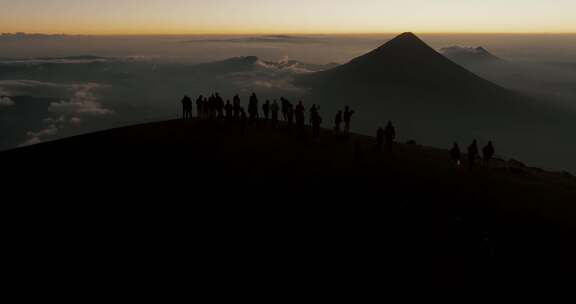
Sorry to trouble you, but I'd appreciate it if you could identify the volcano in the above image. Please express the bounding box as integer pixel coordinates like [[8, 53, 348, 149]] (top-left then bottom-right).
[[440, 46, 503, 66], [297, 32, 508, 104]]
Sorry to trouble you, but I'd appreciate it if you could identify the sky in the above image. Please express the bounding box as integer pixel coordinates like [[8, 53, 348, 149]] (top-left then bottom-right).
[[1, 0, 576, 35]]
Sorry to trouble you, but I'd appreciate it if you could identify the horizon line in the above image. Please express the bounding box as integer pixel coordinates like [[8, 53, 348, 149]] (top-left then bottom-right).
[[4, 31, 576, 36]]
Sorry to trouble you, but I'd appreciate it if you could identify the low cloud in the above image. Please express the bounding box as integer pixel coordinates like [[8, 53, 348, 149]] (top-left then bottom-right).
[[19, 82, 113, 147], [0, 87, 14, 106], [49, 83, 114, 116], [20, 124, 59, 147]]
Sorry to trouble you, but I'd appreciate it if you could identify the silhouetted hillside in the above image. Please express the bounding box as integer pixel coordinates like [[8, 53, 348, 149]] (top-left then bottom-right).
[[2, 118, 575, 289]]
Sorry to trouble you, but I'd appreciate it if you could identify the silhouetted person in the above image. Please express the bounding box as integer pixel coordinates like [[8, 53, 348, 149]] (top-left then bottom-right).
[[311, 109, 322, 137], [208, 94, 216, 119], [384, 121, 396, 149], [334, 110, 343, 136], [281, 97, 289, 121], [248, 92, 259, 123], [295, 101, 305, 131], [271, 100, 280, 124], [309, 104, 320, 125], [286, 103, 294, 127], [181, 95, 193, 119], [344, 106, 355, 136], [468, 140, 480, 169], [224, 100, 233, 120], [262, 100, 270, 120], [196, 95, 204, 119], [450, 142, 462, 168], [216, 93, 224, 119], [376, 127, 385, 150], [483, 141, 495, 167], [233, 94, 241, 120]]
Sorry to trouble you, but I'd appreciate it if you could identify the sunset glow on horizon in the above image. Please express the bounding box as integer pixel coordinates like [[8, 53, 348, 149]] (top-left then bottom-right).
[[1, 0, 576, 35]]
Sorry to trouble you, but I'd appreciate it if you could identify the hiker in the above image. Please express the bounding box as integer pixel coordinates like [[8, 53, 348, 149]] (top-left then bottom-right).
[[483, 141, 495, 167], [294, 101, 306, 137], [344, 106, 355, 135], [196, 95, 204, 119], [181, 95, 193, 119], [334, 110, 343, 136], [286, 103, 294, 127], [311, 109, 322, 137], [281, 97, 289, 121], [271, 100, 280, 124], [450, 142, 462, 168], [376, 127, 385, 150], [216, 93, 224, 119], [384, 121, 396, 147], [262, 100, 271, 120], [248, 92, 259, 123], [224, 100, 233, 120], [468, 140, 480, 169], [309, 104, 320, 125], [233, 94, 241, 120]]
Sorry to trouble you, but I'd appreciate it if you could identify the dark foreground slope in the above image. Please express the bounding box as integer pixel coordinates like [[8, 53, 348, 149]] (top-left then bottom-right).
[[2, 119, 575, 291]]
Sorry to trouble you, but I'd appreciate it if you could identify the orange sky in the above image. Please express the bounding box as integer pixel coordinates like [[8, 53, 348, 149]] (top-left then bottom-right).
[[1, 0, 576, 35]]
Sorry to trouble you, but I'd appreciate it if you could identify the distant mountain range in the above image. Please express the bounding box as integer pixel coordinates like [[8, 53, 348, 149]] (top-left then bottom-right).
[[440, 46, 503, 65], [297, 32, 509, 108]]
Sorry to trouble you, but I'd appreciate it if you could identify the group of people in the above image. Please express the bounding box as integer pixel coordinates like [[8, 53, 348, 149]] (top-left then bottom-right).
[[451, 140, 496, 169], [182, 92, 497, 168], [184, 93, 327, 136]]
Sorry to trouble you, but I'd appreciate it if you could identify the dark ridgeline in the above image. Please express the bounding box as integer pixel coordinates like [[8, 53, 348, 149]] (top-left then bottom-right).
[[3, 90, 576, 291]]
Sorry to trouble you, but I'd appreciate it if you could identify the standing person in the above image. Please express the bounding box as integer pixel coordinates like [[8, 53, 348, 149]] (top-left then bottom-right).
[[262, 100, 271, 121], [295, 101, 305, 130], [468, 140, 480, 169], [482, 141, 495, 168], [216, 93, 224, 119], [450, 142, 462, 168], [233, 94, 241, 120], [384, 121, 396, 148], [343, 106, 355, 136], [334, 110, 343, 136], [271, 100, 280, 125], [196, 95, 204, 119], [224, 100, 233, 121], [286, 103, 294, 127], [376, 127, 385, 150], [281, 97, 289, 121], [248, 92, 259, 123], [181, 95, 193, 119], [311, 109, 322, 137], [309, 104, 319, 125]]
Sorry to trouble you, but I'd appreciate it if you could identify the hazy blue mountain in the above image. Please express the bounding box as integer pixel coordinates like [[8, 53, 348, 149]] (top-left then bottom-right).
[[440, 46, 503, 66]]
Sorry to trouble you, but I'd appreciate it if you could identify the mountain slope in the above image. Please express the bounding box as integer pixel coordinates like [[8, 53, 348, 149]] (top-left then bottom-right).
[[2, 118, 575, 289], [297, 32, 508, 102]]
